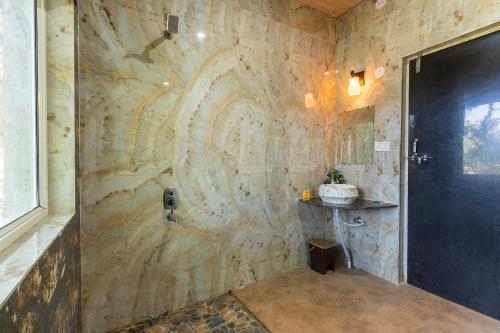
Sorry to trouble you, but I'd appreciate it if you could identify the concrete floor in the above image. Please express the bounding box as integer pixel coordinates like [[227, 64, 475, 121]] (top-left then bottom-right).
[[232, 267, 500, 333]]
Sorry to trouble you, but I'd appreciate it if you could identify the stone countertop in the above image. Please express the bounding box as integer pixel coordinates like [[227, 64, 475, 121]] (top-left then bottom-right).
[[0, 214, 74, 307], [298, 197, 398, 210]]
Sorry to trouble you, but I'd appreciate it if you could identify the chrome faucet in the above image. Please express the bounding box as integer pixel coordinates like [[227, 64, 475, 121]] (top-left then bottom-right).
[[409, 138, 433, 164]]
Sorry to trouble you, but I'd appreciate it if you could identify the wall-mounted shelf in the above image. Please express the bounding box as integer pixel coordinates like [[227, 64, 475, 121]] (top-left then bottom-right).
[[298, 197, 398, 269], [299, 197, 398, 210]]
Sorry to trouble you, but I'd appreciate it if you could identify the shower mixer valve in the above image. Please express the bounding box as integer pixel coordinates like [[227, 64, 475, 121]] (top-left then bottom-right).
[[408, 138, 433, 164], [163, 188, 178, 222]]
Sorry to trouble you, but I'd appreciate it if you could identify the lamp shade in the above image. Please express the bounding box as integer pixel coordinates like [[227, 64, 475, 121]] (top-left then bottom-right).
[[304, 93, 315, 108], [348, 77, 361, 96]]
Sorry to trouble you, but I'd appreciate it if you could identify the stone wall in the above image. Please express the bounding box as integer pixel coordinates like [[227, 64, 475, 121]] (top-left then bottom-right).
[[78, 0, 336, 331], [47, 0, 76, 215], [334, 0, 500, 283]]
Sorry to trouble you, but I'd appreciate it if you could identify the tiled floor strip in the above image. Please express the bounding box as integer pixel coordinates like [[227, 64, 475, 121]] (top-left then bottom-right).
[[108, 294, 269, 333]]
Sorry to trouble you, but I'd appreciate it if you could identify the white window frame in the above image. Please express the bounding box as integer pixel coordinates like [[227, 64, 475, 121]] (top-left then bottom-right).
[[0, 0, 48, 253]]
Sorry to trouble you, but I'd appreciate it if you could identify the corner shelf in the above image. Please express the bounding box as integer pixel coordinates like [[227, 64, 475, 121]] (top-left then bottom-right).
[[298, 197, 398, 269], [298, 197, 398, 210]]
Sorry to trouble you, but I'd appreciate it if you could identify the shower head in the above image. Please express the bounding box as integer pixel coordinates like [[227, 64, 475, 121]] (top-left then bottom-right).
[[164, 14, 179, 39]]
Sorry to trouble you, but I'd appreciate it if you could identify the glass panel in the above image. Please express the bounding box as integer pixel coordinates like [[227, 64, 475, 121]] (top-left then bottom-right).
[[0, 0, 38, 229], [337, 106, 375, 165], [463, 102, 500, 175]]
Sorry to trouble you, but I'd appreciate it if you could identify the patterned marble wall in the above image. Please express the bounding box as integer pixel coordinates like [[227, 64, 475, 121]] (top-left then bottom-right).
[[0, 217, 81, 333], [334, 0, 500, 283], [47, 0, 76, 215], [78, 1, 335, 331]]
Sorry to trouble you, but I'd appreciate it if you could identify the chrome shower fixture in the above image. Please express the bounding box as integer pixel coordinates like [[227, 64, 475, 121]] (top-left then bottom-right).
[[164, 14, 179, 39], [163, 188, 178, 222]]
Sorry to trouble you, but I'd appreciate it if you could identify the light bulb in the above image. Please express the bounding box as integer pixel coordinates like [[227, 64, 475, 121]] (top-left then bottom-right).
[[304, 93, 315, 108], [197, 31, 206, 40], [348, 77, 361, 96]]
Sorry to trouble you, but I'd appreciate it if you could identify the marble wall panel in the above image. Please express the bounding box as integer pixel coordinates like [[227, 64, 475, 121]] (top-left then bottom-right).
[[78, 1, 335, 331], [47, 0, 76, 214], [334, 0, 500, 283]]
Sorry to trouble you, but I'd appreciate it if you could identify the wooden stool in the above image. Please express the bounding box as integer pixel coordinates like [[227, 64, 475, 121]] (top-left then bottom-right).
[[308, 239, 337, 274]]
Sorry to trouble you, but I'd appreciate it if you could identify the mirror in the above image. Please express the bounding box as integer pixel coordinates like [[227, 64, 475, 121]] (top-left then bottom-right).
[[336, 106, 374, 165]]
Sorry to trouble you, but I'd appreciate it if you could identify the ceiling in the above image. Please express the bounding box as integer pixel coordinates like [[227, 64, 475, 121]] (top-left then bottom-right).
[[299, 0, 364, 17]]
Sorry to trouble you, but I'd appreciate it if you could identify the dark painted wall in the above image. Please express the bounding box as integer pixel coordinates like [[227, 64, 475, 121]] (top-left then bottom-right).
[[0, 217, 81, 333]]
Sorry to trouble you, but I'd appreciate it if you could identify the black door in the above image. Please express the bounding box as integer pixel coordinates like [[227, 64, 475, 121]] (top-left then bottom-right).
[[408, 30, 500, 320]]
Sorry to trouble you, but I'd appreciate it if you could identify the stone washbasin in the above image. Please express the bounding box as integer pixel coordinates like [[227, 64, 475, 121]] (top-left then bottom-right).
[[318, 184, 359, 205]]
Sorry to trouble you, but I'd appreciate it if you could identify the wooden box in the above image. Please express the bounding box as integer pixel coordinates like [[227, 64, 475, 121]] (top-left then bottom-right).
[[308, 239, 337, 274]]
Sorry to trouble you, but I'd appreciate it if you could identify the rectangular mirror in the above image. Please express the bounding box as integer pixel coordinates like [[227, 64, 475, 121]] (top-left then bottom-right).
[[336, 106, 374, 165]]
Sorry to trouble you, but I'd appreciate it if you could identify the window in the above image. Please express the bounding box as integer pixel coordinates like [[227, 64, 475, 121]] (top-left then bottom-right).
[[0, 0, 47, 252], [463, 102, 500, 175]]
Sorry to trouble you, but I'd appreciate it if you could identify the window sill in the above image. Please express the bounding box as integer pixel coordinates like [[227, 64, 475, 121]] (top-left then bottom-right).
[[0, 214, 74, 307]]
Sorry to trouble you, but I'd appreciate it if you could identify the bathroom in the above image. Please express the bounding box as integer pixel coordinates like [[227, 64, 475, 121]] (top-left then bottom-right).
[[0, 0, 499, 332]]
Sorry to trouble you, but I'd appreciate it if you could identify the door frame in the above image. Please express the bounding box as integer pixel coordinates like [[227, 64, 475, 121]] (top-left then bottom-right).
[[399, 22, 500, 283]]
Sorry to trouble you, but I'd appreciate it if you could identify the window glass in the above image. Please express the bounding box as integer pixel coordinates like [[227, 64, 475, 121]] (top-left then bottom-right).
[[0, 0, 39, 229], [463, 102, 500, 175]]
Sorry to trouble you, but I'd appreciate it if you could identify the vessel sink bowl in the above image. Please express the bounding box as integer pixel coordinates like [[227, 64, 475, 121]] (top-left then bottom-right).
[[318, 184, 359, 204]]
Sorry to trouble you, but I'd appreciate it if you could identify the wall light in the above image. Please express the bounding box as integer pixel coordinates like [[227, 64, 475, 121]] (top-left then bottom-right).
[[348, 70, 365, 96], [197, 31, 206, 40], [304, 93, 315, 109]]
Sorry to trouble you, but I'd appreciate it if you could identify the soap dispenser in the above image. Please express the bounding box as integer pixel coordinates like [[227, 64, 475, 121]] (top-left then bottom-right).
[[302, 184, 311, 201]]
